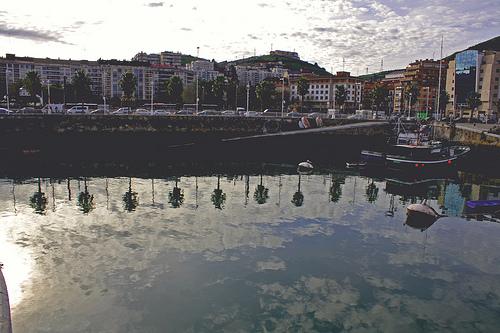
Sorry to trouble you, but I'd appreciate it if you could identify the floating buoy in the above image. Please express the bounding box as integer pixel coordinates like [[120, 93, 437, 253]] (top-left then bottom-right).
[[297, 160, 314, 173]]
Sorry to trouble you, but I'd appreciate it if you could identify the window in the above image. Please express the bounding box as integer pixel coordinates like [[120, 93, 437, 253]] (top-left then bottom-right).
[[495, 85, 499, 90], [479, 86, 482, 89], [496, 77, 499, 81]]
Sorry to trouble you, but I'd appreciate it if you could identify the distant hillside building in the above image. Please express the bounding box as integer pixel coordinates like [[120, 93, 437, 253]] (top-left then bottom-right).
[[235, 65, 282, 86], [186, 60, 223, 81], [132, 52, 161, 65], [445, 50, 500, 119], [270, 50, 300, 60], [160, 51, 182, 67]]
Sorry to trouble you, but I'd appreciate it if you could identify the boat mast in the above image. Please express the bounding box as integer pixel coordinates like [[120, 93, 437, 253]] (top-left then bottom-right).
[[436, 36, 443, 120]]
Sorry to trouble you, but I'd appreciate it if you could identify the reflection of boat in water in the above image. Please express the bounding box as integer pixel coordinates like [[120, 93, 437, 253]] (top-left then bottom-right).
[[0, 264, 13, 333], [464, 200, 500, 222], [406, 202, 444, 231]]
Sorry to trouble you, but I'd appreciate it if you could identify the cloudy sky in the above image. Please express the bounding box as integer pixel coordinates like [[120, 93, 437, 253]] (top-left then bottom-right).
[[0, 0, 498, 74]]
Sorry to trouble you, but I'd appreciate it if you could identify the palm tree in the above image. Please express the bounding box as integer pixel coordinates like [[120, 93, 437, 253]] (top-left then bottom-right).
[[23, 71, 42, 106], [168, 178, 184, 208], [335, 85, 348, 112], [72, 70, 92, 105], [165, 76, 184, 105], [329, 176, 344, 203], [365, 180, 379, 203], [30, 178, 47, 215], [123, 178, 139, 212], [119, 71, 137, 106], [211, 175, 226, 209], [77, 177, 94, 214], [255, 81, 276, 111], [291, 174, 304, 207], [254, 174, 269, 204], [466, 92, 481, 118], [297, 77, 309, 112]]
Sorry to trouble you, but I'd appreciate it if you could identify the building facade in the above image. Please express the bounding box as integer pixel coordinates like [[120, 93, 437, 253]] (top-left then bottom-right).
[[445, 50, 500, 119], [289, 72, 362, 111], [1, 53, 195, 103]]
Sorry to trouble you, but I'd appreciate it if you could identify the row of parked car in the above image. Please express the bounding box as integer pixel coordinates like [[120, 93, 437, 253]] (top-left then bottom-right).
[[0, 106, 330, 119]]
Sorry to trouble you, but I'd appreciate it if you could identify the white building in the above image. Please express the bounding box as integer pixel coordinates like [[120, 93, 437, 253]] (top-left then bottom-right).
[[235, 65, 282, 86], [186, 60, 222, 81]]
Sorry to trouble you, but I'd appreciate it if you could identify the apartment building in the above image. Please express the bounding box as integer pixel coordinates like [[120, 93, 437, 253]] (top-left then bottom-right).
[[1, 53, 195, 102], [289, 71, 363, 111], [235, 65, 282, 86], [446, 50, 500, 119], [160, 51, 182, 67], [186, 60, 222, 81], [400, 59, 446, 114], [132, 52, 161, 65]]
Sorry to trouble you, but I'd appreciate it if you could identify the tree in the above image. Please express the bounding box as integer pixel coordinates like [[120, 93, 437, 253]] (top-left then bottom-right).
[[165, 76, 184, 104], [23, 71, 42, 106], [404, 84, 419, 114], [123, 178, 139, 212], [335, 85, 348, 112], [255, 80, 276, 111], [211, 175, 226, 209], [466, 92, 481, 117], [372, 85, 390, 114], [119, 71, 137, 106], [72, 70, 92, 104], [439, 90, 450, 117], [77, 178, 94, 214], [297, 77, 309, 112], [168, 178, 184, 208], [211, 76, 226, 107], [30, 178, 47, 215], [365, 180, 379, 203], [182, 83, 196, 104], [254, 175, 269, 204], [329, 175, 345, 203]]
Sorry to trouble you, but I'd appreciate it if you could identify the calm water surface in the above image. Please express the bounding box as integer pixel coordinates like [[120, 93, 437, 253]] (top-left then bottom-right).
[[1, 165, 500, 333]]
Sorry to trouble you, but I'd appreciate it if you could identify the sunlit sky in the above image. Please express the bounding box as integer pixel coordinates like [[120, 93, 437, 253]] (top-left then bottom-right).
[[0, 0, 499, 74]]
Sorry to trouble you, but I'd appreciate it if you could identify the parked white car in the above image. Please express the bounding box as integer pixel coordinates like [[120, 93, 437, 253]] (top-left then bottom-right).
[[0, 108, 14, 115], [66, 105, 90, 114], [134, 108, 152, 115], [112, 107, 132, 115]]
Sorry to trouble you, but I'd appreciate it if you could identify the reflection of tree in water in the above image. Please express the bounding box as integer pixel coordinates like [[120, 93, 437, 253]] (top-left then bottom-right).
[[211, 175, 226, 210], [168, 178, 184, 208], [77, 178, 94, 214], [30, 178, 48, 215], [123, 178, 139, 212], [254, 174, 269, 204], [329, 175, 345, 203], [365, 180, 379, 203], [292, 174, 304, 207]]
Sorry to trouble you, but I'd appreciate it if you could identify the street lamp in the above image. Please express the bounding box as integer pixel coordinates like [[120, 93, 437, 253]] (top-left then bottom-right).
[[280, 77, 285, 117], [355, 82, 362, 111], [246, 83, 250, 112], [195, 46, 200, 114], [5, 68, 11, 110], [408, 92, 412, 119]]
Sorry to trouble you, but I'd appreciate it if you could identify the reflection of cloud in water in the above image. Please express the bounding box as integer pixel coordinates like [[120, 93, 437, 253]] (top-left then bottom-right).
[[0, 174, 499, 331]]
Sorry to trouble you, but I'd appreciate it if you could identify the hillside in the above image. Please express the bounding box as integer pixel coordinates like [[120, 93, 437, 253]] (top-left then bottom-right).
[[225, 54, 332, 76], [358, 69, 404, 81], [446, 35, 500, 60]]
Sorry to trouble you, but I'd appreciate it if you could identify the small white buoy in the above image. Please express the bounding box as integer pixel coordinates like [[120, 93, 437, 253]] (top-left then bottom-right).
[[297, 160, 314, 174]]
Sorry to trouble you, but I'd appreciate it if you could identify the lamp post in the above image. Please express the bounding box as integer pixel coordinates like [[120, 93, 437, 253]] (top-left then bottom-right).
[[150, 72, 154, 114], [246, 83, 250, 112], [355, 82, 362, 111], [408, 92, 412, 119], [280, 77, 285, 117], [235, 83, 238, 110], [195, 46, 200, 114], [5, 69, 10, 110], [425, 86, 430, 118]]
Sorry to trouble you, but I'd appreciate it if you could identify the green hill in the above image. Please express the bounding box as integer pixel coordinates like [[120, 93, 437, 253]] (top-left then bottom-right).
[[226, 54, 331, 76], [446, 35, 500, 60]]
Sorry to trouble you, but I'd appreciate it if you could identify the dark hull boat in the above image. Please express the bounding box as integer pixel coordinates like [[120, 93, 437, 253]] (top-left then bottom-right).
[[361, 143, 470, 171]]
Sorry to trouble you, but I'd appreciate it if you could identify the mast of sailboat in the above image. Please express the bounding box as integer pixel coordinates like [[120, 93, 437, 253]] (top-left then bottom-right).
[[436, 36, 443, 121]]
